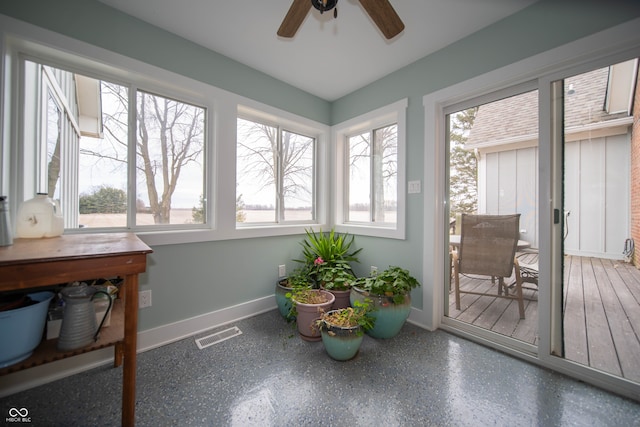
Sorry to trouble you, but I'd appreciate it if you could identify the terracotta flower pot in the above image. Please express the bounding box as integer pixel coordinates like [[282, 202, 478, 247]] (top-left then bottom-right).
[[292, 290, 335, 341], [326, 288, 351, 310]]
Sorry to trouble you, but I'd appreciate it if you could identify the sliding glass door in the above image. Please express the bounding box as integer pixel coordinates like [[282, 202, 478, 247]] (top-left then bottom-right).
[[444, 84, 540, 353], [442, 56, 640, 393], [556, 58, 640, 383]]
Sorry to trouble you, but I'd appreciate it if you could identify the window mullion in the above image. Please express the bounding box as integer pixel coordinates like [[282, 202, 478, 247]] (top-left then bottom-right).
[[276, 126, 283, 223], [370, 131, 375, 223], [127, 85, 137, 229]]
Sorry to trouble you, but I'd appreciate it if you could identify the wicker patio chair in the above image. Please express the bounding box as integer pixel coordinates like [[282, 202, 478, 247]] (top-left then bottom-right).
[[453, 213, 526, 319]]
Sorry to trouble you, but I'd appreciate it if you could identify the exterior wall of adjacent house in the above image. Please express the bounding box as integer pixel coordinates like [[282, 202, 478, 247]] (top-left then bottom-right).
[[564, 133, 630, 259], [477, 131, 631, 260], [472, 65, 635, 259], [632, 71, 640, 268], [478, 146, 539, 248]]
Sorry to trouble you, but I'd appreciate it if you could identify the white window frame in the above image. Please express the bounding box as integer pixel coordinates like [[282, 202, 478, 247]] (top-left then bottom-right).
[[14, 50, 212, 234], [333, 98, 407, 239], [236, 104, 321, 228], [231, 101, 329, 239], [0, 16, 330, 246]]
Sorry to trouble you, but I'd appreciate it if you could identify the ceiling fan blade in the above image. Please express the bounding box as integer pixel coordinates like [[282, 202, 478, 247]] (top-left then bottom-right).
[[358, 0, 405, 39], [277, 0, 313, 38]]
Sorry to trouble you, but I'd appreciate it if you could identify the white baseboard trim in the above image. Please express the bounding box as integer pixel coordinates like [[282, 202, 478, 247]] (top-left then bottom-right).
[[407, 307, 435, 332], [136, 295, 275, 352], [0, 295, 276, 398]]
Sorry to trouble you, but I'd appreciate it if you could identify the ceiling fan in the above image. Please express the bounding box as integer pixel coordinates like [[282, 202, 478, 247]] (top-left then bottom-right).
[[277, 0, 404, 40]]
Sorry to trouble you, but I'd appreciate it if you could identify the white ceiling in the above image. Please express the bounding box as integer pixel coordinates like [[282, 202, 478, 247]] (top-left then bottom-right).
[[99, 0, 538, 101]]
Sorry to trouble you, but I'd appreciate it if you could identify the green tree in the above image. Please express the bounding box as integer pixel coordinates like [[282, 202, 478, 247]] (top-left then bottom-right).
[[191, 193, 246, 223], [79, 186, 127, 214], [236, 194, 246, 223], [449, 108, 478, 220], [87, 83, 205, 224]]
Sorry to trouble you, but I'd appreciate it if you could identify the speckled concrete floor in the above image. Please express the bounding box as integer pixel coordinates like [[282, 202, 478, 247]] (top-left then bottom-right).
[[1, 309, 639, 426]]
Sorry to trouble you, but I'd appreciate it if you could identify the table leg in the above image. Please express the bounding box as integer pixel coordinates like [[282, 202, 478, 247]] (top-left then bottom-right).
[[122, 274, 139, 427]]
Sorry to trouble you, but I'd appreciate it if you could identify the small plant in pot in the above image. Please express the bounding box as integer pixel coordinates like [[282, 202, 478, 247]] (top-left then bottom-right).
[[350, 266, 420, 339], [295, 228, 362, 284], [316, 298, 375, 361], [275, 267, 312, 320], [317, 260, 357, 310], [286, 286, 335, 342]]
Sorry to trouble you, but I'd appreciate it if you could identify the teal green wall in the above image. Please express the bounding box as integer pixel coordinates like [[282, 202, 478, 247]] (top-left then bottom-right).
[[1, 0, 639, 331]]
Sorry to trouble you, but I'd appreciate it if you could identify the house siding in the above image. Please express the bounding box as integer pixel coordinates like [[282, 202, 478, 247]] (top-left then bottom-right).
[[631, 70, 640, 268]]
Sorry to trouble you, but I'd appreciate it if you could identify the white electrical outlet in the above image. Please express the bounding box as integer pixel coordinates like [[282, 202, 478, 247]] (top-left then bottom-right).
[[370, 265, 378, 276], [408, 180, 421, 194], [139, 290, 152, 308], [278, 264, 286, 277]]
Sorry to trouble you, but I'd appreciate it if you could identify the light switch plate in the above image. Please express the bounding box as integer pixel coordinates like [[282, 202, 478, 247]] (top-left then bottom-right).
[[408, 180, 421, 194]]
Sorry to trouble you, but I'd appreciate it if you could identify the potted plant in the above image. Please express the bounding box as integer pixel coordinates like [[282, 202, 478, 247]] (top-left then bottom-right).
[[275, 267, 312, 320], [350, 266, 421, 339], [316, 299, 375, 361], [317, 260, 357, 309], [295, 228, 362, 284], [287, 287, 335, 341]]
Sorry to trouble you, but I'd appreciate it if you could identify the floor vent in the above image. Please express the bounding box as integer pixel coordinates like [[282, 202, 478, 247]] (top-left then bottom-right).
[[195, 326, 242, 350]]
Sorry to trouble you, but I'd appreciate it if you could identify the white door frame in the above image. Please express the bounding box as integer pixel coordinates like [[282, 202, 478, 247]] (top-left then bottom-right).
[[422, 17, 640, 400]]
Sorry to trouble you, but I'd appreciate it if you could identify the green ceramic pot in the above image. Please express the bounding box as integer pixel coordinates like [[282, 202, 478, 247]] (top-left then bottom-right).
[[319, 312, 364, 361], [350, 286, 411, 339], [275, 279, 294, 320]]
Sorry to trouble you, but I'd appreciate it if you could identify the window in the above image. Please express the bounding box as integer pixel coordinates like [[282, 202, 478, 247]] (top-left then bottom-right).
[[334, 99, 407, 239], [236, 111, 316, 226], [347, 124, 398, 225], [20, 59, 207, 231], [3, 31, 328, 244]]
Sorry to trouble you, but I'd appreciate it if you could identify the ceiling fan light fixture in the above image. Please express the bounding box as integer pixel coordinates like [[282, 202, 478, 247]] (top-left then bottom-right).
[[311, 0, 338, 14], [278, 0, 403, 39]]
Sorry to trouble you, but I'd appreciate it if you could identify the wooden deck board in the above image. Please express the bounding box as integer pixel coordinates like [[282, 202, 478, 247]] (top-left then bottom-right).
[[583, 257, 621, 376], [448, 255, 640, 382], [563, 254, 589, 365]]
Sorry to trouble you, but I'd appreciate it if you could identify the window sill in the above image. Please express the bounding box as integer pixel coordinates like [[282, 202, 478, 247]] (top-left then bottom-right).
[[68, 222, 329, 247], [334, 223, 405, 240]]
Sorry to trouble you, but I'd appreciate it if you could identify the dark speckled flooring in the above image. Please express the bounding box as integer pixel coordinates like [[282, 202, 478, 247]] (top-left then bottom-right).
[[1, 309, 639, 426]]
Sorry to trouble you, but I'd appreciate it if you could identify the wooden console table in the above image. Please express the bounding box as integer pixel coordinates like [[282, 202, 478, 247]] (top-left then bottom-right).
[[0, 233, 152, 427]]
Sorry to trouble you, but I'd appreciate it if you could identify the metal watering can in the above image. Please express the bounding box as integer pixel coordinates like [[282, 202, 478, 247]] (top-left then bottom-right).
[[57, 286, 113, 352]]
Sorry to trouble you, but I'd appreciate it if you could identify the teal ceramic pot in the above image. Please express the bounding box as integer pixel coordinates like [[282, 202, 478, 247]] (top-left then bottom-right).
[[275, 279, 294, 320], [320, 313, 364, 361], [350, 286, 411, 339]]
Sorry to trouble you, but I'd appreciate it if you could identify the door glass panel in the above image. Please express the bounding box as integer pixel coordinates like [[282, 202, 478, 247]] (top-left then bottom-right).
[[446, 90, 539, 345], [561, 59, 640, 383]]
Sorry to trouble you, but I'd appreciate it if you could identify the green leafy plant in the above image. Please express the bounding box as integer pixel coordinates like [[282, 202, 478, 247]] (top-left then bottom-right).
[[354, 266, 421, 304], [279, 266, 313, 289], [316, 299, 376, 336], [317, 260, 356, 291], [284, 272, 332, 318], [295, 228, 362, 282]]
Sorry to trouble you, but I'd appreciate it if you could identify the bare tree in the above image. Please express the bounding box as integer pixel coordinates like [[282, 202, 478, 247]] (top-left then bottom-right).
[[348, 124, 397, 222], [237, 119, 313, 220], [81, 82, 204, 224]]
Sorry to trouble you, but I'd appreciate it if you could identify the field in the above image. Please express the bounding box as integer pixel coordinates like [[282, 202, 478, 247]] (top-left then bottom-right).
[[79, 209, 396, 227]]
